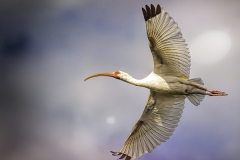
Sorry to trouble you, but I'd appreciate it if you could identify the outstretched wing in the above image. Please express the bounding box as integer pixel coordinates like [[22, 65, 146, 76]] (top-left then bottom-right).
[[143, 4, 190, 78], [111, 92, 186, 160]]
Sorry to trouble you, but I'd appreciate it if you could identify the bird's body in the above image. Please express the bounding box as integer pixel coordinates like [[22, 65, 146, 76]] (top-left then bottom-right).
[[118, 71, 207, 95], [84, 4, 227, 160]]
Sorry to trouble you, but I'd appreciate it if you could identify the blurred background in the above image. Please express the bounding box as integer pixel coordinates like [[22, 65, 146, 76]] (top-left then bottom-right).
[[0, 0, 239, 160]]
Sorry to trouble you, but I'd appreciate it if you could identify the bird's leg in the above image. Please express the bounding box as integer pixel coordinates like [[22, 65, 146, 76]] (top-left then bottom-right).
[[207, 90, 227, 96], [187, 81, 227, 96], [180, 80, 227, 96], [191, 84, 227, 96]]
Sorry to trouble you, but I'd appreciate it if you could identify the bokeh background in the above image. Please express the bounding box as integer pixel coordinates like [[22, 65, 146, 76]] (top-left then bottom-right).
[[0, 0, 239, 160]]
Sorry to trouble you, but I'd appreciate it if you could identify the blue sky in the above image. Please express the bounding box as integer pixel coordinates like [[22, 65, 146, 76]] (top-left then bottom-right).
[[0, 0, 240, 160]]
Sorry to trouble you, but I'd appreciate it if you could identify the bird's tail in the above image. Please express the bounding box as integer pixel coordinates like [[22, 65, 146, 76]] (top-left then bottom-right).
[[187, 78, 205, 106]]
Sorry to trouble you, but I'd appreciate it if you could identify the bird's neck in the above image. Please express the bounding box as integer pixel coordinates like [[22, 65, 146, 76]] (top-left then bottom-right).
[[122, 72, 166, 91], [124, 77, 145, 87], [122, 72, 156, 88]]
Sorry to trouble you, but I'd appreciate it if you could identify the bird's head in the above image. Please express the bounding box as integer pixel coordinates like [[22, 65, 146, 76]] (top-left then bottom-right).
[[84, 70, 132, 82]]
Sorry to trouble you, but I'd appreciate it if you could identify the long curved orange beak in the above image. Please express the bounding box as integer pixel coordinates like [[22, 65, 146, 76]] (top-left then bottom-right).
[[84, 71, 120, 81]]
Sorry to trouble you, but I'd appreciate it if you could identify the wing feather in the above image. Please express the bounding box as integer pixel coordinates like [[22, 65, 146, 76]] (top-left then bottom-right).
[[144, 5, 191, 78], [156, 4, 161, 15], [116, 92, 186, 160]]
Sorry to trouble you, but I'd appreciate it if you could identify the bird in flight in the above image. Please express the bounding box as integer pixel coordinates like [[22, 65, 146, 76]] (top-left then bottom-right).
[[84, 4, 227, 160]]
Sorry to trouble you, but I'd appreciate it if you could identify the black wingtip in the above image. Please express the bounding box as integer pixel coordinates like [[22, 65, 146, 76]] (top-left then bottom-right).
[[119, 154, 126, 159], [145, 5, 151, 19], [142, 7, 147, 21], [156, 4, 161, 15], [142, 4, 162, 21], [125, 156, 131, 160], [110, 151, 131, 160], [151, 4, 156, 17]]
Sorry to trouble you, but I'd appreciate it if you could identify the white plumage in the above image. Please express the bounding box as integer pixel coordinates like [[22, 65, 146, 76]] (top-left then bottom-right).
[[84, 4, 227, 160]]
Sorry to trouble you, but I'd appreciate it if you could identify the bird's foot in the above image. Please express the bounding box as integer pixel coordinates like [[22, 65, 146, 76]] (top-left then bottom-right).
[[209, 90, 228, 96]]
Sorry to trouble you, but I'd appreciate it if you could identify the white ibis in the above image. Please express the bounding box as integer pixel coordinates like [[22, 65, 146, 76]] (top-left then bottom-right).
[[84, 4, 227, 160]]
